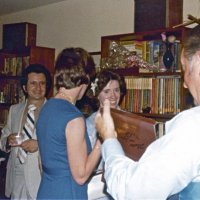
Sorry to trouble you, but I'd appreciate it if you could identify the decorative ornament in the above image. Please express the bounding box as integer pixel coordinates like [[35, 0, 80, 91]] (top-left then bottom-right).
[[161, 32, 176, 71], [173, 14, 200, 28], [100, 41, 159, 72], [91, 78, 99, 96]]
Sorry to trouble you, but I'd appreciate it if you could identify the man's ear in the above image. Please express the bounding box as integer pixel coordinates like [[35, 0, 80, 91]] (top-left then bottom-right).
[[23, 85, 27, 93], [197, 51, 200, 61], [195, 51, 200, 76], [191, 51, 200, 75]]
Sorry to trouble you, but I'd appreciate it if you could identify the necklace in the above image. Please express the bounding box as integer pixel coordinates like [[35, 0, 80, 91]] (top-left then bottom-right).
[[58, 92, 75, 105]]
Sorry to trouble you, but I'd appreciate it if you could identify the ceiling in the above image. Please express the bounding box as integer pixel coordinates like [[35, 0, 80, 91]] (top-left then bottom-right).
[[0, 0, 67, 16]]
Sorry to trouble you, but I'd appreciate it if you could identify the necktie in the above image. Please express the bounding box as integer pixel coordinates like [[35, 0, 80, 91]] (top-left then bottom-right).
[[18, 104, 36, 163]]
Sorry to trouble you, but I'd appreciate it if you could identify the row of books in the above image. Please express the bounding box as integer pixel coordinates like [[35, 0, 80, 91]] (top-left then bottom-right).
[[0, 109, 8, 127], [120, 76, 181, 114], [1, 56, 30, 76], [0, 81, 24, 104], [155, 122, 165, 138], [119, 40, 182, 72]]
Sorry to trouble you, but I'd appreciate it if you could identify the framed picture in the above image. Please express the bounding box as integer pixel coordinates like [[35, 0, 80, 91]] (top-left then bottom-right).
[[90, 51, 101, 69]]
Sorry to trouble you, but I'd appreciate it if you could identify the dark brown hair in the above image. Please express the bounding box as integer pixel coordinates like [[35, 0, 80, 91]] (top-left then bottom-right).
[[55, 47, 96, 90], [20, 63, 52, 97], [92, 70, 126, 97]]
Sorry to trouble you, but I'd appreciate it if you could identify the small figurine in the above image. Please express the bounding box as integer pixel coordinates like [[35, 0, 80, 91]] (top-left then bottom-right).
[[161, 32, 176, 71]]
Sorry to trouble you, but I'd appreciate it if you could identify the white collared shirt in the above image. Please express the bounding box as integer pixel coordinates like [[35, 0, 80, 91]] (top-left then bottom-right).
[[102, 106, 200, 200]]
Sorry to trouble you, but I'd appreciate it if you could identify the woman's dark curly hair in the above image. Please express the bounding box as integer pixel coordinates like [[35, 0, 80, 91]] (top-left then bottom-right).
[[85, 70, 126, 110], [91, 70, 126, 97]]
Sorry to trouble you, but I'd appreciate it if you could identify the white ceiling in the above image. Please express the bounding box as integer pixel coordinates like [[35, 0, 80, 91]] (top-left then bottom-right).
[[0, 0, 68, 16]]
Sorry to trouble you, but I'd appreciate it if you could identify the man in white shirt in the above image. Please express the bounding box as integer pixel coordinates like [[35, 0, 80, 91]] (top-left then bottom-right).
[[95, 25, 200, 200]]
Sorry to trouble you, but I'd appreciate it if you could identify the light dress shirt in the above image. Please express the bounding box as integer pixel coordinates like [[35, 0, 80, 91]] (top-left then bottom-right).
[[86, 111, 113, 200], [87, 106, 120, 170], [86, 111, 104, 170], [86, 111, 98, 148], [102, 106, 200, 200]]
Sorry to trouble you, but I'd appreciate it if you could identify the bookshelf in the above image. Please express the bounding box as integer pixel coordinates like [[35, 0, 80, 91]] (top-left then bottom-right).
[[0, 46, 55, 129], [101, 27, 191, 136], [0, 22, 55, 197]]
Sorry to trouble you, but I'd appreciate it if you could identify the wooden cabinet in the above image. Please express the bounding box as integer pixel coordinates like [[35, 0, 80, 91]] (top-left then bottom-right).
[[0, 46, 55, 129], [101, 27, 191, 127], [134, 0, 183, 32], [3, 22, 37, 50]]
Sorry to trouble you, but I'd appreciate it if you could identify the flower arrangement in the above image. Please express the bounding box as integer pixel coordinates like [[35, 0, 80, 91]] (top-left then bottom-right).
[[91, 78, 99, 96], [161, 32, 176, 44], [100, 41, 159, 71]]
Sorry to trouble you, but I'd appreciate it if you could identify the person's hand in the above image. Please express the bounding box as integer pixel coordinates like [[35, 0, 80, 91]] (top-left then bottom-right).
[[7, 133, 18, 146], [95, 99, 117, 141], [94, 139, 101, 150], [21, 139, 38, 153]]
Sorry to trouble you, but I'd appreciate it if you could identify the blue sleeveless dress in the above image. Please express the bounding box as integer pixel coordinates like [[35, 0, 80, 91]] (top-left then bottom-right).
[[36, 98, 92, 199], [179, 182, 200, 200], [167, 182, 200, 200]]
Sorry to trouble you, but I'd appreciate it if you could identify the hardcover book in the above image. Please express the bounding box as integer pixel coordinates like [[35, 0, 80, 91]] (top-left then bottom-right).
[[110, 109, 157, 161]]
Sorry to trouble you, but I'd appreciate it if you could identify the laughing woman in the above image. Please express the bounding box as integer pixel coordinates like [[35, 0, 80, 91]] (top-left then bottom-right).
[[86, 70, 126, 199]]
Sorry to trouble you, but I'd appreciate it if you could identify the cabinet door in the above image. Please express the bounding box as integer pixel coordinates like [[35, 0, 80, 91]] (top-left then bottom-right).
[[134, 0, 183, 32], [3, 22, 37, 50], [29, 46, 55, 97], [29, 46, 55, 75]]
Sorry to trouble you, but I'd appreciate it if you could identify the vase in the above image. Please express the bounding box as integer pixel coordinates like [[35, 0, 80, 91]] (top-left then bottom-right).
[[163, 43, 174, 71]]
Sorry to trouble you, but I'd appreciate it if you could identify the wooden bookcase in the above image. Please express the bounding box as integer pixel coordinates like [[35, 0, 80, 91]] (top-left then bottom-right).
[[0, 45, 55, 197], [0, 22, 55, 197], [0, 46, 55, 129], [101, 27, 191, 133]]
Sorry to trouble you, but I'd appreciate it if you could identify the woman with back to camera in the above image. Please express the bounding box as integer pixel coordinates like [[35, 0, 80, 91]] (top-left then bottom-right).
[[36, 47, 101, 199], [86, 70, 126, 199]]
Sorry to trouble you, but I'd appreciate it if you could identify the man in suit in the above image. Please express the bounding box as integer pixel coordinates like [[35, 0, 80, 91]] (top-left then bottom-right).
[[0, 64, 52, 199]]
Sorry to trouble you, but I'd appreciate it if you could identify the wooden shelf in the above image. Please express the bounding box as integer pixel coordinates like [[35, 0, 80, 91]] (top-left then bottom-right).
[[107, 68, 182, 77], [101, 27, 190, 57], [135, 112, 175, 120], [0, 74, 20, 79]]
